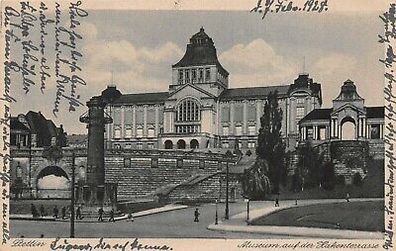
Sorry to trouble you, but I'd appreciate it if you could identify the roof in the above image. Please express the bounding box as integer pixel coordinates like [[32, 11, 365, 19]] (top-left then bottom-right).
[[366, 106, 384, 118], [10, 118, 30, 131], [113, 92, 169, 105], [219, 85, 290, 101], [172, 28, 228, 76], [300, 108, 332, 122]]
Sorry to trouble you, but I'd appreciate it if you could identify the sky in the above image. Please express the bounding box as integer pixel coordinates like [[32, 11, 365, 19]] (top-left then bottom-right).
[[9, 6, 387, 134]]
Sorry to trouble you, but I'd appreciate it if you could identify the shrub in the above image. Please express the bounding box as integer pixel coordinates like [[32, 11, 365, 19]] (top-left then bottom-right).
[[353, 172, 363, 187], [245, 149, 252, 156], [336, 175, 346, 185]]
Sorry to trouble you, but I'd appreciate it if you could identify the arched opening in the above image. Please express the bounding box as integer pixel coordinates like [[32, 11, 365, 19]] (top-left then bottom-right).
[[164, 140, 173, 149], [341, 117, 356, 140], [190, 139, 199, 149], [177, 139, 186, 149], [36, 166, 70, 198]]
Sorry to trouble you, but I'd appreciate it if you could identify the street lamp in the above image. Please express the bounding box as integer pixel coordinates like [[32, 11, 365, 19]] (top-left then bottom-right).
[[224, 151, 233, 220], [215, 199, 218, 225], [245, 198, 250, 223], [70, 151, 76, 238]]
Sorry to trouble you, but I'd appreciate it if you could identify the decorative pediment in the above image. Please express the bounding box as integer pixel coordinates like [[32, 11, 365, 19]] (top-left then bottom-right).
[[331, 103, 366, 117], [168, 84, 216, 101]]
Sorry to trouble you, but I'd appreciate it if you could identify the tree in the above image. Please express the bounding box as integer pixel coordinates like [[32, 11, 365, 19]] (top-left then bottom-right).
[[321, 161, 336, 190], [241, 158, 271, 200], [353, 172, 363, 186], [256, 91, 286, 193], [297, 140, 324, 189]]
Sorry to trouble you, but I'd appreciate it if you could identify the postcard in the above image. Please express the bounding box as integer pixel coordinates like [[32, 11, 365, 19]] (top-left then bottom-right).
[[0, 0, 394, 250]]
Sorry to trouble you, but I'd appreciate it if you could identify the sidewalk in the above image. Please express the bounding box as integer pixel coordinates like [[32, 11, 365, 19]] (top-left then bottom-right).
[[10, 204, 188, 223], [208, 198, 384, 239]]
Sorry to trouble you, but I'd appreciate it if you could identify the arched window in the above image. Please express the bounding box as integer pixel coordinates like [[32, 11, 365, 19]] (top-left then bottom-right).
[[175, 99, 201, 134]]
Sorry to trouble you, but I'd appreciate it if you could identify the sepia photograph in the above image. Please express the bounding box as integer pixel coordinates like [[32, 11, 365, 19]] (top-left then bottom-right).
[[1, 0, 393, 250]]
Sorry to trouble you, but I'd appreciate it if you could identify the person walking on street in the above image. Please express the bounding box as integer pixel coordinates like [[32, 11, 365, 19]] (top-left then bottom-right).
[[194, 208, 200, 222], [127, 213, 134, 222], [61, 206, 66, 219], [98, 207, 104, 222], [108, 208, 115, 222], [39, 204, 45, 217], [76, 206, 83, 220], [53, 206, 59, 219], [31, 204, 38, 218], [346, 193, 350, 202]]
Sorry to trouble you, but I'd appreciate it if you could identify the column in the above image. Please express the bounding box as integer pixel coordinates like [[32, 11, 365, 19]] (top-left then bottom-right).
[[286, 99, 290, 136], [106, 107, 111, 141], [155, 106, 159, 136], [132, 106, 136, 137], [121, 106, 125, 138], [143, 105, 148, 137], [290, 98, 296, 133], [243, 101, 248, 135], [381, 124, 384, 139], [230, 102, 235, 135], [256, 100, 262, 133], [313, 126, 318, 140]]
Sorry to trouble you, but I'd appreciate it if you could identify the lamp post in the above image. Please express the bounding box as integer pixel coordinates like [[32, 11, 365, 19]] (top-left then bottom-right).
[[70, 151, 76, 238], [224, 151, 233, 220], [245, 198, 250, 223], [215, 199, 218, 225]]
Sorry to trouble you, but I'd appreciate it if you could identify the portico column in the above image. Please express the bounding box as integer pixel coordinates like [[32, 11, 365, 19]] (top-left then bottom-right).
[[256, 100, 262, 133], [230, 102, 235, 135], [243, 101, 248, 135], [143, 105, 148, 137], [132, 106, 136, 137], [380, 124, 384, 139], [121, 106, 125, 138], [155, 106, 159, 136]]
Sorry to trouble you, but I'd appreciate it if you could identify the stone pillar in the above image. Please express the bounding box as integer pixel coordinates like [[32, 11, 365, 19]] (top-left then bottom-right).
[[121, 106, 125, 138], [380, 124, 384, 139], [132, 106, 136, 137], [256, 100, 262, 133], [230, 102, 235, 135], [243, 101, 248, 135], [143, 105, 148, 137], [155, 105, 159, 136], [290, 98, 296, 134]]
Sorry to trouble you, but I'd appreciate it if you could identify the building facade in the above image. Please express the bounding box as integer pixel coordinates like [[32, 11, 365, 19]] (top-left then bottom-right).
[[105, 28, 322, 151]]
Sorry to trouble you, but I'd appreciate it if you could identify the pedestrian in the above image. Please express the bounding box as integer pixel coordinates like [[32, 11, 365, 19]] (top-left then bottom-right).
[[194, 208, 200, 222], [76, 206, 83, 220], [108, 208, 115, 222], [127, 213, 134, 222], [31, 204, 38, 218], [53, 206, 59, 218], [275, 198, 279, 207], [295, 199, 298, 205], [39, 204, 45, 217], [346, 193, 350, 202], [61, 206, 66, 219], [98, 207, 104, 222]]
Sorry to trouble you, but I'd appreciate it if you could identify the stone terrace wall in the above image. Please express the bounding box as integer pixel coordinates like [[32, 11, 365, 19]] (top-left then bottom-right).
[[104, 149, 227, 200]]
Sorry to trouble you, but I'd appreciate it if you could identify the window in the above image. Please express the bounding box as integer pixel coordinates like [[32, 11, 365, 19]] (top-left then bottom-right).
[[192, 69, 197, 83], [178, 70, 183, 84], [151, 158, 158, 168], [136, 142, 143, 149], [222, 142, 229, 148], [371, 124, 380, 139], [296, 107, 305, 120], [223, 126, 229, 136], [198, 68, 204, 82], [205, 68, 210, 82], [114, 126, 121, 138], [248, 125, 256, 136], [124, 158, 131, 168], [297, 98, 305, 104], [136, 128, 143, 137], [307, 126, 313, 139], [175, 99, 201, 134], [125, 125, 132, 138], [185, 69, 190, 84], [319, 127, 326, 140], [235, 125, 242, 136], [125, 143, 132, 149], [199, 160, 205, 169], [147, 142, 154, 149], [248, 142, 256, 148], [148, 128, 155, 138]]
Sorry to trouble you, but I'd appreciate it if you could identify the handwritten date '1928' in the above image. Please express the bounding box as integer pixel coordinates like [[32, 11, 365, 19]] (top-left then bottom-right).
[[251, 0, 329, 20]]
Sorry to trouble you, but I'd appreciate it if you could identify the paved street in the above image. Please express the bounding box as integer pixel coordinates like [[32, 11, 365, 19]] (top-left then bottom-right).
[[11, 201, 296, 238]]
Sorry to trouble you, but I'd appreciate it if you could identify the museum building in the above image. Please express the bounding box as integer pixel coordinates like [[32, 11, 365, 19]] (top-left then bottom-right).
[[104, 28, 322, 151]]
